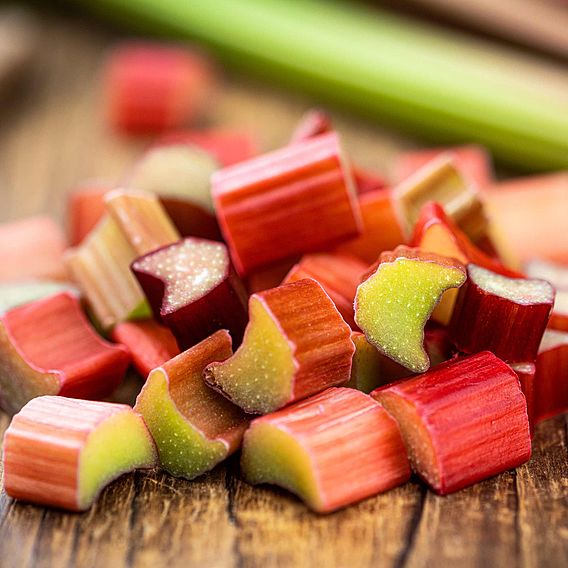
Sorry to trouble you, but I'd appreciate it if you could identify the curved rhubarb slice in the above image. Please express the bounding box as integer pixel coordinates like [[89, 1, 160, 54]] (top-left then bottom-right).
[[2, 396, 157, 511], [212, 132, 361, 276], [283, 253, 367, 328], [241, 387, 410, 513], [355, 246, 466, 373], [449, 264, 554, 363], [111, 320, 180, 378], [393, 154, 488, 242], [135, 330, 249, 479], [0, 292, 130, 414], [205, 279, 354, 414], [132, 237, 248, 350], [372, 352, 532, 495]]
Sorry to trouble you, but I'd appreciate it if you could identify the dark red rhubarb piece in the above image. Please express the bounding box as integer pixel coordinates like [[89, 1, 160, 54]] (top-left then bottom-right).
[[131, 237, 248, 350], [510, 362, 536, 437], [204, 279, 354, 414], [372, 352, 532, 495], [212, 132, 362, 276], [0, 292, 130, 414], [449, 264, 554, 363]]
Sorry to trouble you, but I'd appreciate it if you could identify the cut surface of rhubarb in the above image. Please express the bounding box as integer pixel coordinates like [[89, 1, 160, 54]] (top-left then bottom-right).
[[0, 292, 130, 414], [135, 330, 249, 479], [212, 132, 361, 275], [355, 246, 465, 373], [205, 279, 354, 414], [372, 352, 531, 495], [241, 387, 410, 513], [132, 237, 248, 349], [111, 320, 180, 378], [3, 396, 157, 511], [449, 264, 554, 363]]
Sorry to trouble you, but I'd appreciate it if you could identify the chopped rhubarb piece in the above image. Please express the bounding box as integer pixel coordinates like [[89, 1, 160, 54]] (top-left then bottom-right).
[[212, 132, 361, 275], [104, 42, 215, 135], [289, 109, 332, 143], [247, 259, 298, 294], [132, 237, 248, 350], [0, 292, 130, 415], [355, 246, 465, 373], [510, 362, 536, 437], [283, 253, 367, 328], [483, 173, 568, 265], [204, 279, 354, 414], [160, 197, 222, 241], [135, 330, 249, 479], [393, 145, 493, 188], [67, 183, 109, 246], [354, 168, 387, 194], [241, 387, 410, 513], [157, 129, 257, 166], [2, 396, 157, 511], [125, 144, 219, 213], [372, 352, 532, 495], [449, 264, 554, 363], [334, 189, 405, 264], [534, 330, 568, 424], [0, 280, 79, 315], [66, 191, 180, 329], [111, 320, 179, 378], [347, 332, 390, 394], [393, 154, 488, 243], [0, 216, 66, 282], [411, 202, 522, 324]]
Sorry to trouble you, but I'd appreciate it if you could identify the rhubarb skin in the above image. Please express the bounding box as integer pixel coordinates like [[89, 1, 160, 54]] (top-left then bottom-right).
[[205, 279, 354, 414], [160, 197, 222, 241], [212, 132, 362, 276], [0, 292, 131, 415], [111, 320, 180, 379], [283, 253, 367, 328], [533, 330, 568, 424], [67, 183, 109, 246], [355, 246, 466, 373], [372, 352, 532, 495], [247, 259, 298, 294], [132, 237, 248, 350], [104, 42, 215, 135], [157, 128, 257, 166], [3, 396, 157, 511], [0, 216, 67, 282], [354, 168, 388, 194], [335, 189, 405, 264], [135, 330, 249, 479], [289, 108, 332, 144], [393, 154, 488, 243], [393, 145, 493, 188], [241, 387, 411, 513], [449, 264, 554, 363], [510, 362, 536, 437]]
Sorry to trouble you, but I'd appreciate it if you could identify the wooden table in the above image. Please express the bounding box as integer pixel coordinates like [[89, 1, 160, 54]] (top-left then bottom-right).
[[0, 14, 566, 568]]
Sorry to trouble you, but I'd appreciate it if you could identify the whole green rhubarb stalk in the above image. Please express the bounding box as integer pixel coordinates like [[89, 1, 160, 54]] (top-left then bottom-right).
[[78, 0, 568, 170]]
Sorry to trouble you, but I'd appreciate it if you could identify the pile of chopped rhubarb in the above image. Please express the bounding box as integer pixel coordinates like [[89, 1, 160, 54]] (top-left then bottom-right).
[[1, 46, 567, 514]]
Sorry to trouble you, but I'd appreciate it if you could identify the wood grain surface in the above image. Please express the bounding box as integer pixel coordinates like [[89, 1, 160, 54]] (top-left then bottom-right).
[[0, 13, 566, 568]]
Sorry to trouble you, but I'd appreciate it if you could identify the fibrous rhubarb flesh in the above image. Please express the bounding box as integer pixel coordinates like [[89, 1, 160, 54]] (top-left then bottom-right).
[[372, 352, 532, 494], [0, 292, 130, 414], [205, 279, 354, 414], [355, 246, 466, 373], [135, 330, 249, 479], [132, 237, 248, 350], [449, 264, 554, 363], [212, 132, 361, 275], [241, 387, 410, 513], [2, 396, 157, 511]]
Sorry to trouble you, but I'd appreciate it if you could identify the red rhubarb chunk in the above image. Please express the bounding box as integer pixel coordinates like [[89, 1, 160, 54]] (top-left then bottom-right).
[[212, 132, 362, 276], [67, 183, 109, 246], [241, 387, 411, 513], [0, 292, 130, 414], [449, 264, 554, 363], [372, 352, 531, 495], [132, 237, 248, 350], [510, 362, 536, 437]]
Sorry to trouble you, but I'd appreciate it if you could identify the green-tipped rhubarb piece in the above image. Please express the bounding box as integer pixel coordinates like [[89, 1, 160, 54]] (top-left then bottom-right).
[[355, 246, 466, 373], [205, 279, 354, 414], [135, 330, 249, 479]]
